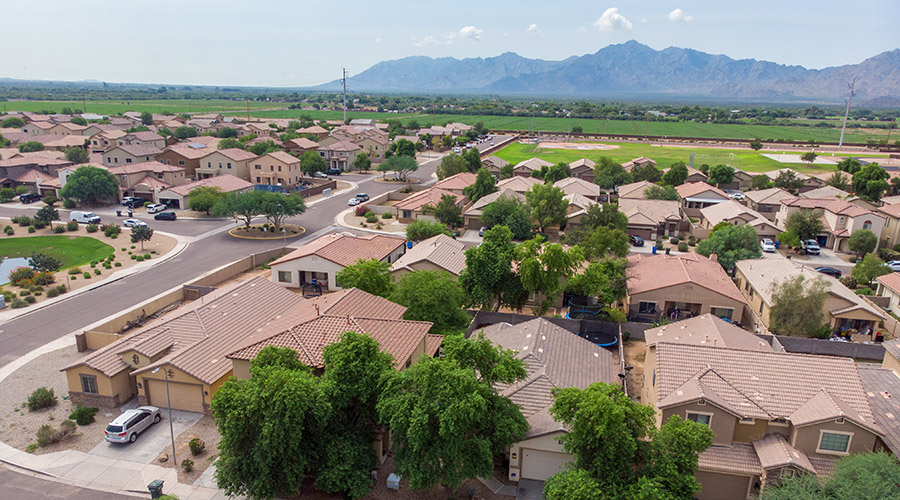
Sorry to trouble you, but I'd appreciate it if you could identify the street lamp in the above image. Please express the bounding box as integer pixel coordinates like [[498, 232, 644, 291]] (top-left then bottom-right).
[[151, 367, 177, 466], [276, 202, 286, 247]]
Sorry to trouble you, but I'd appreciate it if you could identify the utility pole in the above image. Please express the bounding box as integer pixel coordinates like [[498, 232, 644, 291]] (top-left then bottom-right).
[[838, 77, 857, 148], [341, 68, 349, 124]]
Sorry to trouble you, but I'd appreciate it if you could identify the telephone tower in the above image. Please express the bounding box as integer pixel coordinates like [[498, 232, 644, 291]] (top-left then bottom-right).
[[838, 77, 857, 148], [341, 68, 349, 123]]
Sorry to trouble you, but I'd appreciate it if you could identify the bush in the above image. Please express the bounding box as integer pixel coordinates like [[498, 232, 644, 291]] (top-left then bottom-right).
[[68, 405, 99, 425], [46, 288, 59, 298], [67, 221, 78, 231], [102, 224, 121, 237], [62, 198, 76, 209], [35, 420, 76, 447], [181, 458, 194, 473], [94, 268, 101, 275], [86, 224, 98, 233], [19, 290, 30, 297], [55, 285, 67, 294], [678, 242, 689, 252], [68, 267, 81, 275], [856, 287, 875, 295], [9, 266, 35, 286], [136, 255, 144, 262], [4, 226, 13, 235], [849, 256, 858, 263], [31, 220, 46, 229], [143, 254, 150, 259], [33, 291, 42, 296], [10, 299, 27, 308], [53, 225, 66, 233], [27, 387, 57, 411], [90, 261, 97, 267], [841, 276, 858, 289], [114, 262, 122, 267], [83, 272, 91, 279], [24, 295, 36, 304], [13, 215, 31, 226], [878, 248, 900, 261], [354, 205, 369, 216], [382, 212, 392, 219], [365, 214, 378, 223], [670, 237, 679, 244], [189, 438, 206, 456], [27, 226, 35, 233]]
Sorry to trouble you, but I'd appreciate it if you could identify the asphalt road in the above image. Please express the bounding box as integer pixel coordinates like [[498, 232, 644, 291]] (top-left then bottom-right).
[[0, 466, 137, 500]]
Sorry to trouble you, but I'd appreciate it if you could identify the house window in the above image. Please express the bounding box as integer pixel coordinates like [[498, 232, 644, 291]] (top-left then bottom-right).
[[839, 217, 845, 224], [80, 374, 98, 394], [638, 301, 657, 314], [207, 162, 212, 167], [402, 210, 412, 219], [739, 417, 755, 425], [227, 163, 232, 169], [125, 158, 132, 163], [277, 271, 291, 283], [686, 411, 712, 426], [710, 307, 734, 321], [178, 160, 185, 166], [863, 221, 872, 230], [255, 164, 261, 170], [818, 431, 852, 454], [256, 177, 260, 183], [749, 287, 754, 298]]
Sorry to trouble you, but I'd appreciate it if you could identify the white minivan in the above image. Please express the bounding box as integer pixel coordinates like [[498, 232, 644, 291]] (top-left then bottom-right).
[[69, 211, 101, 224]]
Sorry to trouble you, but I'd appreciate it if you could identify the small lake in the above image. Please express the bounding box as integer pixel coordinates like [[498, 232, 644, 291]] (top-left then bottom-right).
[[0, 257, 31, 285]]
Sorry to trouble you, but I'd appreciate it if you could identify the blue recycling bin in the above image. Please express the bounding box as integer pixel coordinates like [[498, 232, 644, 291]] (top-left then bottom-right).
[[774, 241, 781, 248], [652, 246, 657, 254]]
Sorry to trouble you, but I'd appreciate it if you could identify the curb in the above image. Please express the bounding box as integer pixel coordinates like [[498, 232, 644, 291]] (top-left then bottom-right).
[[332, 208, 407, 237]]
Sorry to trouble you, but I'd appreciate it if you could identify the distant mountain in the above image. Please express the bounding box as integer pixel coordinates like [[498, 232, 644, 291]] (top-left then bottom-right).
[[319, 41, 900, 104]]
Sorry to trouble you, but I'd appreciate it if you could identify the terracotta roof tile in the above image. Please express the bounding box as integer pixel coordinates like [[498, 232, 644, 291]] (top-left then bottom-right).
[[627, 253, 745, 303], [394, 187, 463, 212], [752, 433, 816, 473], [676, 182, 729, 200], [496, 176, 541, 193], [743, 187, 792, 205], [857, 364, 900, 456], [618, 198, 682, 225], [433, 172, 477, 191], [698, 444, 762, 476], [645, 314, 773, 351], [514, 158, 553, 171], [616, 180, 657, 199], [161, 174, 252, 197], [391, 234, 467, 275], [261, 151, 300, 164], [554, 177, 601, 198], [107, 161, 184, 176], [270, 232, 405, 268]]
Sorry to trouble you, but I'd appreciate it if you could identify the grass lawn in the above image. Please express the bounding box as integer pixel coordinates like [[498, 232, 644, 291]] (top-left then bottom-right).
[[493, 141, 851, 174], [0, 236, 115, 269]]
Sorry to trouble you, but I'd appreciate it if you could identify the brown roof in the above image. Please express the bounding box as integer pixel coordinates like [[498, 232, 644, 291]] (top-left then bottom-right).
[[112, 144, 162, 157], [876, 273, 900, 295], [743, 187, 792, 205], [514, 158, 553, 172], [698, 444, 762, 476], [753, 433, 816, 473], [857, 364, 900, 456], [479, 318, 618, 438], [618, 198, 682, 225], [391, 234, 468, 275], [107, 161, 185, 176], [621, 156, 656, 170], [788, 388, 882, 434], [496, 176, 541, 193], [645, 314, 773, 352], [554, 177, 601, 198], [133, 175, 172, 190], [803, 185, 850, 199], [700, 200, 780, 230], [878, 203, 900, 219], [286, 137, 319, 149], [781, 196, 876, 218], [627, 253, 746, 303], [482, 156, 510, 168], [616, 180, 656, 199], [12, 168, 57, 184], [126, 131, 164, 142], [204, 148, 258, 162], [464, 189, 525, 217], [161, 145, 210, 160], [394, 187, 463, 212], [161, 174, 252, 197], [569, 158, 596, 170], [270, 232, 405, 268], [319, 139, 361, 153], [298, 125, 328, 135], [433, 172, 477, 191], [676, 182, 729, 200], [260, 151, 300, 165]]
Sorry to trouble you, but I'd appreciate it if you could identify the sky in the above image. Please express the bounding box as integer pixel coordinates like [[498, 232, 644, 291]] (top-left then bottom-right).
[[1, 0, 898, 88]]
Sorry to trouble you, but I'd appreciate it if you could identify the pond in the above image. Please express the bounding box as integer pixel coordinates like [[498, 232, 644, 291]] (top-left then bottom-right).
[[0, 257, 31, 285]]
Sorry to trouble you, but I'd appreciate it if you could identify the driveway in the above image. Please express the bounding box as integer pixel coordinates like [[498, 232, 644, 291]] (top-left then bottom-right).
[[783, 248, 853, 273], [516, 479, 545, 500], [88, 405, 203, 464]]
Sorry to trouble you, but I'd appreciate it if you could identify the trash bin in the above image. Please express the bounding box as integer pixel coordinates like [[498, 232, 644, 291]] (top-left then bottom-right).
[[387, 473, 401, 491], [665, 247, 671, 255], [116, 210, 122, 216], [148, 480, 164, 499], [651, 246, 657, 255]]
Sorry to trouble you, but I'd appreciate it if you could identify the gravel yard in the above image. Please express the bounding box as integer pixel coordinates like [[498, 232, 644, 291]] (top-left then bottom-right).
[[158, 414, 221, 484]]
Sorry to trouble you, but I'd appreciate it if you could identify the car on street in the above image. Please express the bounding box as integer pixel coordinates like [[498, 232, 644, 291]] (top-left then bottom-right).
[[326, 168, 342, 176], [348, 197, 361, 206], [69, 211, 101, 224], [885, 260, 900, 272], [314, 171, 328, 178], [356, 193, 370, 202], [760, 238, 776, 252], [729, 192, 745, 201], [154, 211, 176, 221], [122, 218, 147, 228], [815, 266, 843, 278], [629, 234, 645, 247], [801, 239, 820, 255], [19, 192, 41, 203], [104, 406, 161, 444], [145, 203, 167, 214]]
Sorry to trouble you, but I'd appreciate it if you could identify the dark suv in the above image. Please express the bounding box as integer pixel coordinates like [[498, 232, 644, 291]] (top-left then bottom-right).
[[19, 192, 42, 203], [326, 168, 342, 176], [154, 211, 177, 221], [629, 234, 644, 247]]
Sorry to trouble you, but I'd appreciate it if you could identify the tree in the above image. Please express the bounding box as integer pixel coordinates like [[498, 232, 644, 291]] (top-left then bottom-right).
[[573, 226, 630, 260], [524, 183, 567, 233], [426, 194, 463, 227], [187, 186, 227, 215], [773, 170, 806, 192], [565, 258, 628, 307], [28, 252, 61, 273], [749, 138, 763, 150], [751, 174, 772, 190], [383, 155, 418, 181], [1, 116, 25, 128], [377, 341, 528, 490], [481, 195, 532, 240], [41, 194, 58, 207], [706, 164, 734, 186], [499, 164, 514, 180], [33, 205, 59, 225], [217, 138, 244, 150], [571, 125, 583, 134], [386, 138, 416, 158], [406, 219, 450, 241], [459, 226, 524, 311], [463, 167, 498, 202], [64, 147, 89, 164], [769, 274, 829, 336], [801, 151, 818, 166], [251, 345, 310, 373], [852, 254, 892, 286], [593, 157, 632, 189], [0, 187, 13, 202], [696, 224, 762, 271], [544, 163, 570, 184], [848, 229, 878, 259], [300, 150, 327, 176], [217, 127, 238, 138], [462, 147, 482, 172], [18, 141, 45, 153], [852, 163, 890, 202], [140, 112, 153, 126], [259, 192, 306, 230], [516, 236, 584, 314], [825, 171, 850, 191], [212, 190, 266, 229], [130, 225, 154, 250], [764, 452, 900, 500], [335, 258, 393, 297], [59, 165, 119, 205], [644, 185, 680, 201], [581, 202, 628, 232], [173, 126, 198, 139], [663, 162, 689, 186], [786, 209, 825, 241], [248, 141, 280, 156], [352, 152, 371, 172], [837, 157, 862, 175], [631, 163, 662, 183], [391, 270, 470, 335]]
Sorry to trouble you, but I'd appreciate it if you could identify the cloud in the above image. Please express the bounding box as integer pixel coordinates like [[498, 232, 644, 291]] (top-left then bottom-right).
[[413, 33, 455, 47], [594, 7, 633, 30], [458, 25, 483, 41], [667, 8, 693, 22], [375, 37, 382, 43], [526, 23, 541, 34]]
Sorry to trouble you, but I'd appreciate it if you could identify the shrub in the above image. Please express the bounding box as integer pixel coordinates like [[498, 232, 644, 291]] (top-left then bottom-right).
[[55, 285, 67, 294], [878, 248, 900, 261], [189, 438, 206, 456], [849, 256, 858, 263], [856, 287, 875, 295], [130, 254, 137, 260], [94, 268, 101, 276], [670, 237, 679, 244], [27, 387, 57, 411], [68, 267, 81, 275], [25, 443, 38, 453], [841, 276, 858, 289], [33, 291, 42, 296], [354, 205, 368, 216], [114, 262, 122, 267], [10, 299, 27, 308], [70, 275, 76, 280], [32, 220, 46, 229], [181, 458, 194, 473], [365, 214, 378, 223], [53, 225, 66, 233], [35, 420, 76, 447], [90, 261, 97, 267], [46, 288, 59, 298], [13, 215, 31, 226], [24, 295, 36, 304], [130, 245, 135, 249], [120, 247, 126, 252], [102, 224, 121, 237], [68, 405, 99, 425], [4, 226, 13, 235], [19, 290, 30, 297], [9, 266, 35, 286], [83, 272, 91, 279], [62, 198, 76, 209], [136, 256, 144, 262], [382, 212, 392, 219], [27, 226, 35, 233], [364, 211, 375, 218], [33, 272, 55, 285], [67, 221, 78, 231], [86, 224, 98, 233], [143, 254, 150, 259], [678, 242, 689, 252]]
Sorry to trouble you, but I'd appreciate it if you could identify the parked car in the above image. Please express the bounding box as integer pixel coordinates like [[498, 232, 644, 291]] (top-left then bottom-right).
[[629, 234, 645, 247], [326, 168, 342, 176], [760, 238, 776, 253], [356, 193, 370, 202], [348, 197, 361, 206], [479, 226, 487, 237], [69, 211, 101, 224], [104, 406, 161, 444], [815, 266, 843, 278], [122, 218, 147, 228], [729, 192, 745, 201], [19, 192, 41, 203], [145, 203, 166, 214], [801, 239, 820, 255], [154, 211, 176, 221], [314, 171, 329, 178], [122, 196, 148, 208], [885, 260, 900, 272]]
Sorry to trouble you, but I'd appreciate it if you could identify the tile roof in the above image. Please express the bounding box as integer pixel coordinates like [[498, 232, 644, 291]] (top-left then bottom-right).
[[162, 145, 210, 160], [788, 388, 882, 434], [204, 148, 258, 162], [298, 125, 328, 135], [433, 172, 477, 191], [113, 144, 163, 157], [161, 174, 252, 197], [621, 156, 656, 170], [645, 314, 773, 352], [12, 168, 56, 184], [126, 131, 165, 142], [627, 253, 746, 303], [752, 433, 816, 473], [394, 187, 463, 212], [514, 158, 553, 172], [260, 151, 300, 164], [616, 180, 657, 199], [270, 232, 405, 268], [700, 200, 780, 230], [698, 444, 762, 476], [133, 175, 172, 190], [497, 175, 541, 193], [857, 364, 900, 456], [676, 182, 729, 200], [390, 233, 468, 275], [878, 203, 900, 219], [569, 158, 596, 169], [464, 189, 525, 217], [479, 318, 619, 438], [554, 177, 601, 198], [482, 155, 510, 168], [107, 161, 185, 176], [802, 185, 850, 199], [286, 137, 319, 149], [884, 338, 900, 361], [744, 187, 792, 205], [764, 168, 817, 182], [781, 197, 876, 218], [318, 139, 361, 152], [876, 273, 900, 295], [618, 198, 683, 225]]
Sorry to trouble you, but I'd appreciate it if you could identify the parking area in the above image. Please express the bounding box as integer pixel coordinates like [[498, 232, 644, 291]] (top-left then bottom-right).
[[88, 402, 204, 464]]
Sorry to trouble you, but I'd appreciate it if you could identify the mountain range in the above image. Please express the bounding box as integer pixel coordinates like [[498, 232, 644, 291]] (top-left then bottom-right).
[[319, 41, 900, 105]]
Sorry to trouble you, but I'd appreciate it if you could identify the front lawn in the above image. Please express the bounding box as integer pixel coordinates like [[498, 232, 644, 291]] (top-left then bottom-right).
[[0, 236, 115, 269]]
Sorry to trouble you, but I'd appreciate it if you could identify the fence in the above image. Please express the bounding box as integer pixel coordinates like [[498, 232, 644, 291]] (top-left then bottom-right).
[[465, 311, 653, 341], [755, 334, 885, 361]]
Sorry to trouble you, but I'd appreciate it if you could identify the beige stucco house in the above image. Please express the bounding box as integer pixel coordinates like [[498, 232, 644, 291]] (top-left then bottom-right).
[[102, 145, 162, 167], [196, 148, 258, 181], [700, 200, 782, 240], [618, 198, 684, 241], [390, 234, 468, 277], [251, 151, 302, 189], [676, 182, 730, 219], [393, 187, 466, 223], [107, 161, 188, 202], [774, 197, 885, 253], [156, 174, 252, 210], [743, 187, 792, 221]]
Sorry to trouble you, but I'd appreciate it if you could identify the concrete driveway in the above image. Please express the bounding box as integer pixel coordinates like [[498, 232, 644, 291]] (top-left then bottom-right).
[[88, 405, 203, 464], [516, 479, 545, 500]]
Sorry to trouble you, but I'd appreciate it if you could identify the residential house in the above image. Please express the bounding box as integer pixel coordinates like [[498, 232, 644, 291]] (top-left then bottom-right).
[[735, 258, 886, 334], [717, 169, 756, 192], [102, 145, 162, 167], [21, 121, 56, 136], [349, 118, 375, 128], [193, 113, 223, 122], [107, 161, 188, 202], [513, 158, 553, 177], [297, 125, 328, 139], [684, 166, 710, 183], [764, 169, 824, 193], [356, 134, 389, 163], [432, 172, 477, 195], [156, 174, 253, 209], [155, 144, 211, 178], [43, 135, 89, 152], [50, 122, 87, 136], [775, 197, 885, 252], [676, 182, 730, 219], [196, 148, 258, 181], [463, 188, 525, 229], [251, 151, 302, 189], [0, 154, 71, 190], [554, 177, 601, 201], [496, 175, 541, 194], [317, 140, 360, 172], [856, 364, 900, 457], [282, 137, 319, 154], [482, 155, 510, 176], [270, 232, 406, 291], [626, 253, 747, 322], [186, 119, 217, 135], [117, 131, 166, 150], [568, 158, 595, 182], [876, 203, 900, 249], [393, 187, 466, 223], [88, 129, 127, 153], [875, 273, 900, 322], [618, 198, 684, 241], [390, 234, 468, 277], [802, 185, 850, 200], [744, 187, 792, 221], [700, 200, 782, 240], [621, 156, 656, 172], [563, 193, 597, 230], [616, 180, 656, 200], [642, 315, 883, 499], [479, 318, 618, 482]]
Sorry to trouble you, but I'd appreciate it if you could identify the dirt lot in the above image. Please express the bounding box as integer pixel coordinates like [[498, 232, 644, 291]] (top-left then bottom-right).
[[159, 415, 221, 484], [623, 339, 646, 402]]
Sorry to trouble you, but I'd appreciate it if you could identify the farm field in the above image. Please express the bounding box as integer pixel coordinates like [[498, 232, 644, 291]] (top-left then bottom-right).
[[492, 141, 851, 174], [1, 99, 277, 116]]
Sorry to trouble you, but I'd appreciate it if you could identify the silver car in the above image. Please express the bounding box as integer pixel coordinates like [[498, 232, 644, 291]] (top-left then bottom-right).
[[104, 406, 161, 443]]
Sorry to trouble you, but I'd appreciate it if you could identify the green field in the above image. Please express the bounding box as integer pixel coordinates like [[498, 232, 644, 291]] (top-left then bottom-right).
[[493, 141, 853, 174], [0, 235, 115, 269], [1, 99, 277, 116]]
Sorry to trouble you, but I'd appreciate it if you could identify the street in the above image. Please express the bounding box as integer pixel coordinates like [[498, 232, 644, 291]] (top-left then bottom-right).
[[0, 465, 138, 500]]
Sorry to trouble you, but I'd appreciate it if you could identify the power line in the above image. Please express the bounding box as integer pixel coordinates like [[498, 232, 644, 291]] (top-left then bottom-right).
[[341, 68, 349, 123]]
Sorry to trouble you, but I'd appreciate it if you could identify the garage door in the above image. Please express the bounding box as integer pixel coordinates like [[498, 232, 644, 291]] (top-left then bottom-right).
[[629, 228, 653, 240], [695, 471, 751, 500], [147, 379, 205, 413], [520, 449, 572, 481]]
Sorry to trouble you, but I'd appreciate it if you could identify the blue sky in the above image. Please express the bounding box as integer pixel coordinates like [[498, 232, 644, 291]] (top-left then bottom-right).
[[1, 0, 897, 87]]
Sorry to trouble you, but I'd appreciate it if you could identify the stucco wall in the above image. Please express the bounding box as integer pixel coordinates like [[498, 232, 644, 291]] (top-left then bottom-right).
[[662, 402, 737, 445], [791, 419, 878, 460], [628, 283, 746, 321]]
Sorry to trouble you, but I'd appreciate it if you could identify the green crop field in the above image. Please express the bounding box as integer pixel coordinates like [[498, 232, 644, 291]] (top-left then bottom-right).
[[1, 99, 277, 116], [0, 235, 114, 269], [492, 141, 854, 174]]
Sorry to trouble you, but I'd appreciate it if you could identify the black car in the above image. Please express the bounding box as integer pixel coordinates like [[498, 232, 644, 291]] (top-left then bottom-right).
[[326, 168, 342, 176], [154, 211, 177, 221], [19, 192, 41, 203], [629, 234, 644, 247], [815, 266, 842, 278]]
